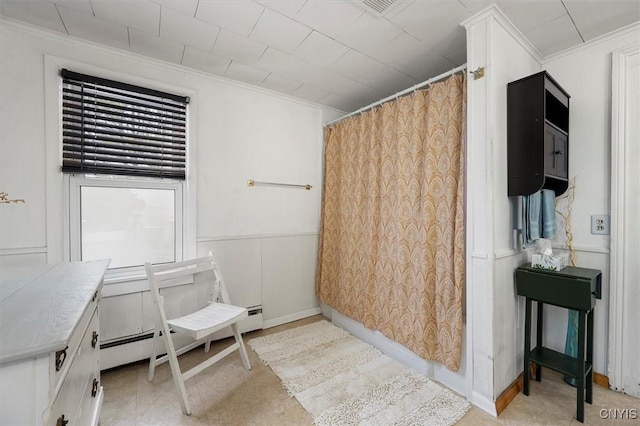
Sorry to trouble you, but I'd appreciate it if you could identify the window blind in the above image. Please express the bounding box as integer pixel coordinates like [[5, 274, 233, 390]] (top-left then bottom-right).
[[61, 69, 189, 179]]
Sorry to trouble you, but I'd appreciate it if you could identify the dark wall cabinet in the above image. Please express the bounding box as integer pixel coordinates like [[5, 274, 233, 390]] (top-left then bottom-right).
[[508, 71, 570, 196]]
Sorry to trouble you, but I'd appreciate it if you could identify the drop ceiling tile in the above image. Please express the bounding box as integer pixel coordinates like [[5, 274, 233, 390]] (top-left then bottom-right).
[[295, 62, 364, 94], [57, 5, 130, 51], [255, 0, 306, 18], [255, 47, 307, 77], [391, 48, 457, 82], [389, 0, 469, 43], [250, 8, 311, 53], [181, 45, 230, 74], [292, 84, 331, 102], [92, 0, 161, 36], [563, 0, 640, 41], [129, 28, 184, 64], [523, 14, 583, 56], [160, 6, 219, 52], [212, 29, 267, 64], [359, 65, 417, 94], [337, 10, 403, 56], [0, 1, 66, 34], [293, 31, 349, 67], [45, 0, 93, 14], [196, 0, 264, 37], [329, 49, 386, 81], [225, 61, 270, 86], [496, 0, 566, 34], [153, 0, 198, 17], [260, 73, 303, 94], [428, 25, 467, 65], [294, 0, 364, 39], [320, 93, 351, 112]]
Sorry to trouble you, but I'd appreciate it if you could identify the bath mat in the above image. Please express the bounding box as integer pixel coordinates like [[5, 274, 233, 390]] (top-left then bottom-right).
[[248, 320, 471, 425]]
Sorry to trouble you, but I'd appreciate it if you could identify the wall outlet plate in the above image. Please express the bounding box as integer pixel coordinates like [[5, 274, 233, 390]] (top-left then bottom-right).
[[591, 214, 610, 235]]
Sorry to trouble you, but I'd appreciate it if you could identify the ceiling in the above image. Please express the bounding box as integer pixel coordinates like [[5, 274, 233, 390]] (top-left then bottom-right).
[[1, 1, 638, 113]]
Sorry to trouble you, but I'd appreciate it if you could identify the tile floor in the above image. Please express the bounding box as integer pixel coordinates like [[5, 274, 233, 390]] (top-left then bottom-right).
[[100, 315, 639, 425]]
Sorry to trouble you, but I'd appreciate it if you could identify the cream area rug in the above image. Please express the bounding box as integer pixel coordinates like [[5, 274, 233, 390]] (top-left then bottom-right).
[[248, 320, 471, 426]]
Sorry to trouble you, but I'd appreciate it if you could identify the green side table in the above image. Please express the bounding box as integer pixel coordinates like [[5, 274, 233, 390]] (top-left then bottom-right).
[[515, 264, 602, 423]]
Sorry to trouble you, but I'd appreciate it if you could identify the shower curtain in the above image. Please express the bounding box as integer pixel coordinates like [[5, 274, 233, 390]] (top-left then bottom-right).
[[316, 74, 466, 372]]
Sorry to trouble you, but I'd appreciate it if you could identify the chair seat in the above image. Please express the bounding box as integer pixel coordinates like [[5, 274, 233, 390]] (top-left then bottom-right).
[[168, 302, 248, 341]]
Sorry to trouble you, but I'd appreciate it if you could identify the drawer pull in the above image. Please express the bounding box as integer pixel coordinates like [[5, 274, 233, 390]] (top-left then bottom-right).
[[55, 347, 68, 372], [91, 378, 99, 397], [56, 414, 69, 426], [91, 331, 99, 348], [92, 291, 98, 302]]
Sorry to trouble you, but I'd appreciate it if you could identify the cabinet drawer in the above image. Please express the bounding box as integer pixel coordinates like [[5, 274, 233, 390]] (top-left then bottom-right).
[[51, 291, 99, 398], [49, 306, 100, 425]]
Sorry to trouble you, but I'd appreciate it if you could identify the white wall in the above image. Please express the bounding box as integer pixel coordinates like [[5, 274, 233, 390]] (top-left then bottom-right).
[[0, 19, 341, 366], [464, 5, 640, 406]]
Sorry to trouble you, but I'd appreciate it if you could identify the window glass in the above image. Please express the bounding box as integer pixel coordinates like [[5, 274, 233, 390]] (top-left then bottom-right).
[[79, 185, 176, 269]]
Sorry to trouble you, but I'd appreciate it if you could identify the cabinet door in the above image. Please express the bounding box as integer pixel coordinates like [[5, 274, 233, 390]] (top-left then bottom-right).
[[544, 124, 568, 179]]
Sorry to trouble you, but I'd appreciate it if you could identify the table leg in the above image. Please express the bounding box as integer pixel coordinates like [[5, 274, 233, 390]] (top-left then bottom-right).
[[536, 301, 543, 381], [586, 309, 594, 404], [576, 310, 586, 423], [524, 297, 532, 396]]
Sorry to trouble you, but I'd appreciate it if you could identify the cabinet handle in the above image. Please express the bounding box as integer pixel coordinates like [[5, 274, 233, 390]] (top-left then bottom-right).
[[91, 378, 99, 397], [554, 150, 563, 155], [91, 331, 99, 348], [92, 291, 98, 302], [55, 347, 68, 372], [56, 414, 69, 426]]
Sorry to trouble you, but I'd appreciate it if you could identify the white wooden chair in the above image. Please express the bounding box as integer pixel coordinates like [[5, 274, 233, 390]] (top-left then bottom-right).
[[145, 252, 252, 415]]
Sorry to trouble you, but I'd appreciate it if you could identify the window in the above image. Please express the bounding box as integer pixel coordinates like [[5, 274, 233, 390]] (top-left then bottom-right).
[[62, 69, 190, 277]]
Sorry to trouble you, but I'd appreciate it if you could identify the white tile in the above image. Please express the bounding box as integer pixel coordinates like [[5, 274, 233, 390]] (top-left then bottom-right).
[[58, 5, 130, 51], [129, 28, 184, 64], [225, 61, 270, 86], [212, 29, 267, 64], [523, 14, 584, 56], [329, 49, 386, 81], [428, 24, 467, 65], [46, 0, 93, 14], [160, 6, 219, 52], [255, 46, 306, 77], [497, 0, 566, 34], [294, 0, 364, 39], [153, 0, 198, 17], [388, 0, 468, 43], [564, 0, 640, 41], [292, 83, 331, 102], [396, 49, 457, 83], [0, 1, 66, 34], [260, 73, 303, 94], [92, 0, 161, 36], [293, 31, 349, 67], [181, 45, 230, 74], [256, 0, 306, 18], [249, 8, 311, 53], [196, 0, 264, 37], [337, 10, 403, 56]]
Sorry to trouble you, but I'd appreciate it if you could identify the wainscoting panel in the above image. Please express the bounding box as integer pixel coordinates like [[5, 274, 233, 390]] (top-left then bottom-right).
[[261, 234, 320, 326]]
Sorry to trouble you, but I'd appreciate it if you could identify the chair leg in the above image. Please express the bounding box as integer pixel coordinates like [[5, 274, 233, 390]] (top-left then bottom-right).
[[147, 324, 160, 382], [162, 325, 192, 415], [231, 323, 251, 370]]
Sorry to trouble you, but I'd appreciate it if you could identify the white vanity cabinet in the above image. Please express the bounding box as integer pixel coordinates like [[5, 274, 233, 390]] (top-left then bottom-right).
[[0, 260, 109, 425]]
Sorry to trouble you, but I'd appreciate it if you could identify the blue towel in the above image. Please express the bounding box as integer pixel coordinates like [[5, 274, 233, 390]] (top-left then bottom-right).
[[541, 189, 556, 239], [521, 189, 556, 245], [522, 191, 541, 245]]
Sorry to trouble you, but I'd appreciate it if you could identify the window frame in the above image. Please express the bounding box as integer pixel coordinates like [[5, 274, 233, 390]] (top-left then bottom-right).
[[68, 174, 184, 281], [44, 57, 198, 286]]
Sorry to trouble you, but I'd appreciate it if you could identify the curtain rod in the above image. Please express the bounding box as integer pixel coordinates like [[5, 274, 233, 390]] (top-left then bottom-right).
[[324, 63, 467, 127]]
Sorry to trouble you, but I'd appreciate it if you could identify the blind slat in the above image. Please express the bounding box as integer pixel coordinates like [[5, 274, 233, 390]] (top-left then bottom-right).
[[61, 69, 187, 179]]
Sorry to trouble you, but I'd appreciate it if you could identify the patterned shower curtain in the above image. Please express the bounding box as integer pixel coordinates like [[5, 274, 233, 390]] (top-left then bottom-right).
[[316, 74, 466, 372]]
